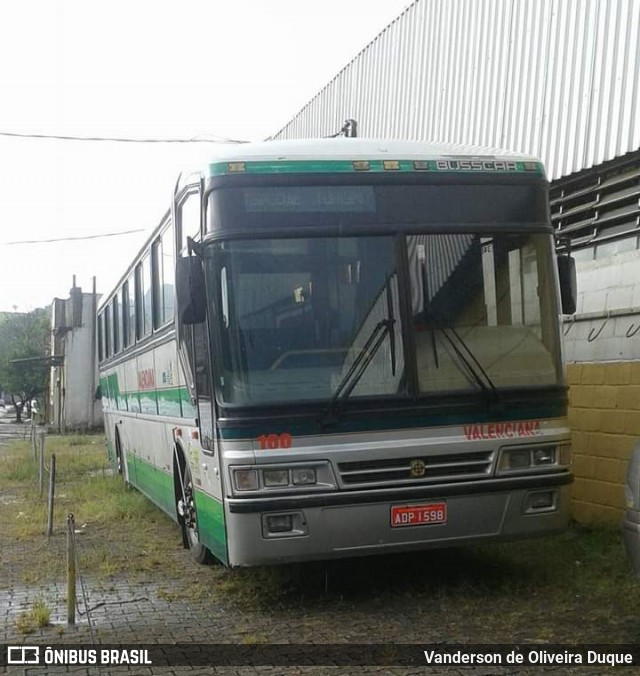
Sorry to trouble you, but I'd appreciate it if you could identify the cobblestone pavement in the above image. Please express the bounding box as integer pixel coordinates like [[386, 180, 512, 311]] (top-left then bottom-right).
[[3, 533, 639, 676]]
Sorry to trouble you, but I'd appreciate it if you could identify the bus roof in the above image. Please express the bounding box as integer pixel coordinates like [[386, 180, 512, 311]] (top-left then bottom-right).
[[210, 137, 540, 163], [205, 138, 544, 178]]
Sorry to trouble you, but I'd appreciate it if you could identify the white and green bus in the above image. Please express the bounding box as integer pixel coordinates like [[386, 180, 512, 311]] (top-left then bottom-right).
[[98, 138, 576, 567]]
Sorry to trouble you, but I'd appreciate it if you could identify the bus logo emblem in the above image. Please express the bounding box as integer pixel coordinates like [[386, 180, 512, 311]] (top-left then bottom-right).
[[410, 459, 426, 477]]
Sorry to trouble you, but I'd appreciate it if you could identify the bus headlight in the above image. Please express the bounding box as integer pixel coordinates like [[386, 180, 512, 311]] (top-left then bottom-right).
[[230, 462, 336, 495], [499, 448, 531, 471], [291, 467, 317, 485], [532, 446, 555, 465], [498, 444, 567, 473], [264, 469, 289, 487], [233, 469, 259, 491]]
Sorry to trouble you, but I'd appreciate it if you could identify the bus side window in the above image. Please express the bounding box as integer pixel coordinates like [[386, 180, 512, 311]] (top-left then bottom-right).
[[178, 192, 201, 254], [175, 188, 202, 403], [160, 226, 175, 325], [98, 312, 104, 362], [135, 254, 153, 339], [193, 323, 212, 398]]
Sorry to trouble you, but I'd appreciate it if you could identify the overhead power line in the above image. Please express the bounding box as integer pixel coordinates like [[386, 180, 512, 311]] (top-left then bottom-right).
[[0, 130, 249, 144], [3, 229, 146, 245]]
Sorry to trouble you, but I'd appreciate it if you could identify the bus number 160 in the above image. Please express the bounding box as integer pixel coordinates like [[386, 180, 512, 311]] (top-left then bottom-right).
[[257, 433, 293, 450]]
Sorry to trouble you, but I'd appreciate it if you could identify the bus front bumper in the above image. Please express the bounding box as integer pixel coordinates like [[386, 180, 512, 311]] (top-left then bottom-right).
[[224, 472, 572, 567]]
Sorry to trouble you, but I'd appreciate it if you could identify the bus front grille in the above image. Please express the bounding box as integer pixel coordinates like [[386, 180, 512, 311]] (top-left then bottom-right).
[[337, 450, 495, 487]]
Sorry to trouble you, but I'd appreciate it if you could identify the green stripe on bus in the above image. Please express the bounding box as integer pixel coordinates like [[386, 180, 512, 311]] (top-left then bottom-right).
[[139, 391, 158, 415], [126, 455, 228, 563], [157, 387, 183, 417], [102, 385, 195, 419], [129, 456, 176, 517], [194, 489, 228, 565], [208, 159, 544, 177]]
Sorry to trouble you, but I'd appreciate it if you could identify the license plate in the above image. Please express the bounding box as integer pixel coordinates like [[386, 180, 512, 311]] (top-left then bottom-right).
[[390, 502, 447, 528]]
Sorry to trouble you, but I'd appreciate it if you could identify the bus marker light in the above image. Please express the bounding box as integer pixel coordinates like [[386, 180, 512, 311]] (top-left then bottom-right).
[[191, 430, 199, 440], [352, 161, 370, 171], [175, 428, 182, 437], [228, 162, 246, 173], [559, 443, 572, 465], [383, 160, 400, 170]]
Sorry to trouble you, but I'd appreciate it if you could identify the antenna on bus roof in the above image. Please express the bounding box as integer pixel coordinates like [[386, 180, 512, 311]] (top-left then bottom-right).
[[326, 119, 358, 138]]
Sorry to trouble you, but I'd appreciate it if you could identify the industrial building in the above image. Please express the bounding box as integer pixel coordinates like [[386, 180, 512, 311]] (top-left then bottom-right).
[[50, 279, 102, 432]]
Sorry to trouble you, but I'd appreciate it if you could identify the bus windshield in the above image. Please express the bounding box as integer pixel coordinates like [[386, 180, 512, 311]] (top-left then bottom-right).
[[206, 233, 562, 407]]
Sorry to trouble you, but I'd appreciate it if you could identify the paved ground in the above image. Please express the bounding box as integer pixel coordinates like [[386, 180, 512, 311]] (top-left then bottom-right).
[[3, 528, 639, 676], [0, 412, 32, 447]]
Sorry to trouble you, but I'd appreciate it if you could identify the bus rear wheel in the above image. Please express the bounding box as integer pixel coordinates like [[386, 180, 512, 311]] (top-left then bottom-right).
[[177, 458, 212, 564]]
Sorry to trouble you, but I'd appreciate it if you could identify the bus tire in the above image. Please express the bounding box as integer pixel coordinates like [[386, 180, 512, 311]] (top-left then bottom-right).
[[176, 452, 212, 564]]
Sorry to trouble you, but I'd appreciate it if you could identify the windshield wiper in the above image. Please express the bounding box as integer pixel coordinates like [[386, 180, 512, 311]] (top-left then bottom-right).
[[386, 276, 397, 378], [320, 317, 395, 426], [435, 325, 499, 400], [320, 277, 398, 426]]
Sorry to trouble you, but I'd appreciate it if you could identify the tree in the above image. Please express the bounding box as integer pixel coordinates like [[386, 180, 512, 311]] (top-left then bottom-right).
[[0, 309, 50, 423]]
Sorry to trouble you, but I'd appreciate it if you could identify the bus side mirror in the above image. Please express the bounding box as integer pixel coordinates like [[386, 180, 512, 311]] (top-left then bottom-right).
[[176, 256, 206, 324], [557, 254, 577, 315]]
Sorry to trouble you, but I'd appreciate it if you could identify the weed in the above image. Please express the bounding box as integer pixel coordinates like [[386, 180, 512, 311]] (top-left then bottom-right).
[[15, 598, 51, 634], [157, 586, 180, 602], [66, 435, 97, 447]]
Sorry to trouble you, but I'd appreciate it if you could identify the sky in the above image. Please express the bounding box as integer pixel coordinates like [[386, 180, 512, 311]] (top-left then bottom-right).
[[0, 0, 411, 312]]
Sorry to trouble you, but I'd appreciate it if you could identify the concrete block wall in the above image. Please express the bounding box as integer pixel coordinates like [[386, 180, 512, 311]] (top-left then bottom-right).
[[568, 361, 640, 524], [563, 250, 640, 364]]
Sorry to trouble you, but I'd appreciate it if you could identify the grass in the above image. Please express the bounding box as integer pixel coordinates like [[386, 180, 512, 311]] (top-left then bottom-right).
[[0, 433, 180, 583], [15, 598, 52, 634]]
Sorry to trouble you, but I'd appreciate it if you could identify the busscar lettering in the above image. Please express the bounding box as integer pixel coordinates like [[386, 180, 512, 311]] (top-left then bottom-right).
[[463, 420, 541, 440], [436, 159, 519, 172]]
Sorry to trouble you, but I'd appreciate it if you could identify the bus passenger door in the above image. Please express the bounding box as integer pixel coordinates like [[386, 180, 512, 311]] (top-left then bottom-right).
[[183, 320, 227, 563], [174, 184, 227, 562]]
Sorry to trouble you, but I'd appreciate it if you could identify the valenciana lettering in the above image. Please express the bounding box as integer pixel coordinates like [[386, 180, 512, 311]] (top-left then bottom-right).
[[463, 420, 541, 441]]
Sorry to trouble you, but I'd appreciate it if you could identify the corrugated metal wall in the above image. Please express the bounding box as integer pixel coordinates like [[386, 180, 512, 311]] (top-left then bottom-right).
[[274, 0, 640, 181]]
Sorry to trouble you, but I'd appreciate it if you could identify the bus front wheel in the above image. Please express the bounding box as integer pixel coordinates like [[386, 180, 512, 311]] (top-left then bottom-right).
[[176, 457, 212, 564]]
